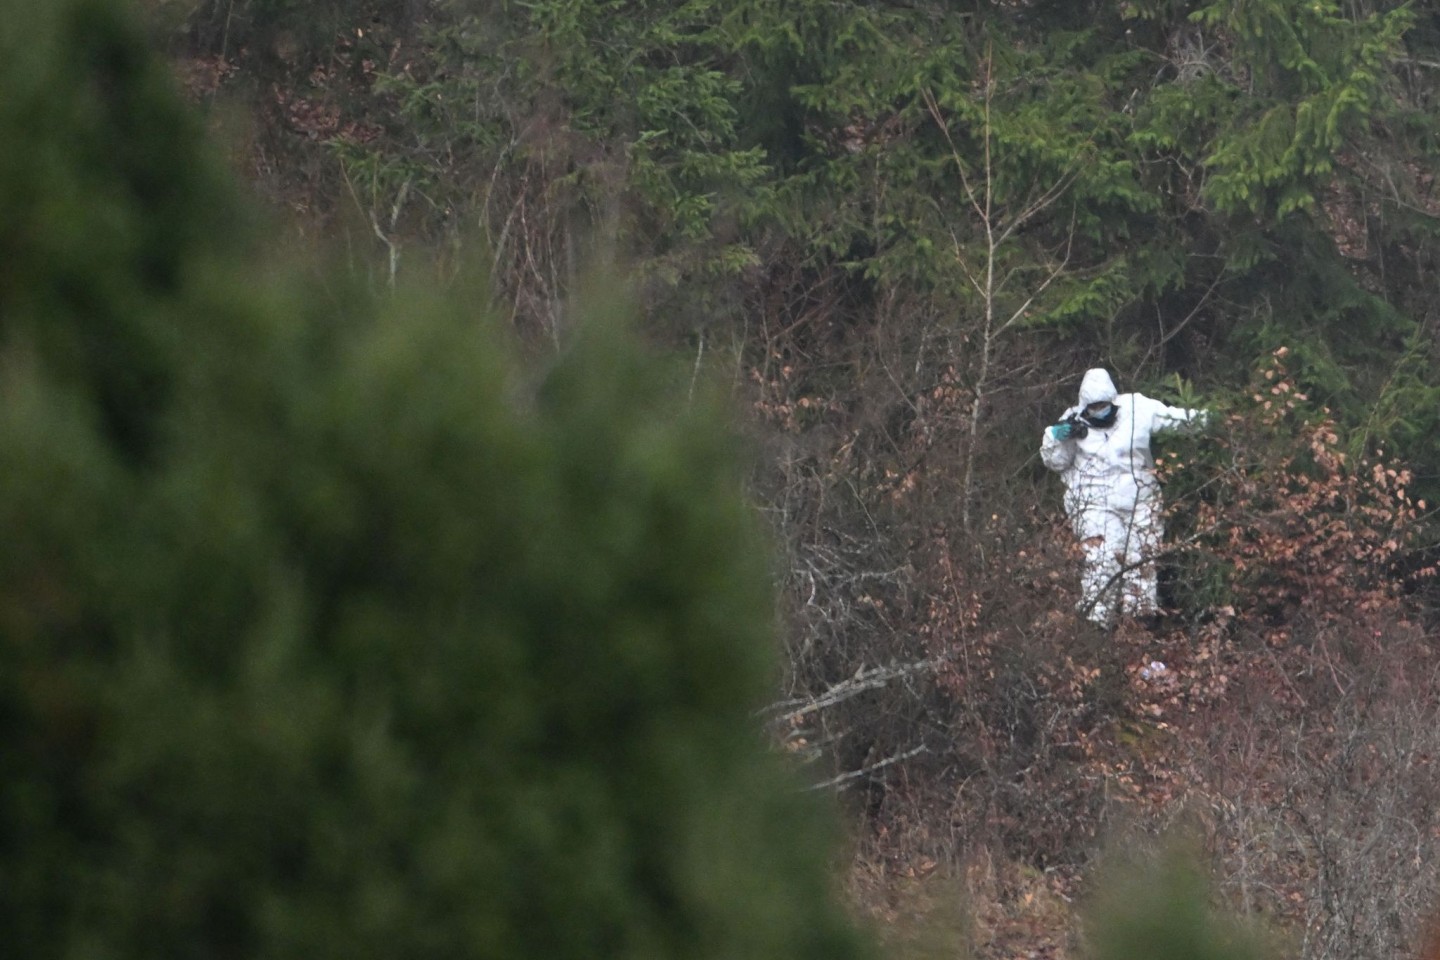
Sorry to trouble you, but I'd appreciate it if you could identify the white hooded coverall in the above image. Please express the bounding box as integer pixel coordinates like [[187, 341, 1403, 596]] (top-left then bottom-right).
[[1040, 369, 1205, 624]]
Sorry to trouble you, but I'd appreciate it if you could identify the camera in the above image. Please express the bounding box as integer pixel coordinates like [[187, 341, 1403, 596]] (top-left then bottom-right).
[[1061, 413, 1090, 439]]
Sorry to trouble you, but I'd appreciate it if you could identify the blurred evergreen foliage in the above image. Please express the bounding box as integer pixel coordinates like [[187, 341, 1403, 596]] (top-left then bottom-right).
[[0, 2, 870, 958], [1084, 841, 1275, 960]]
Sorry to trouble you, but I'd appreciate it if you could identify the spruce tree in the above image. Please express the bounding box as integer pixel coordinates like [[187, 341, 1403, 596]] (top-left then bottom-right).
[[0, 3, 868, 959]]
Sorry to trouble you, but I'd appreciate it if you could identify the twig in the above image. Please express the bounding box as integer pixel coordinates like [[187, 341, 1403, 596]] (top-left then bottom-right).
[[369, 178, 411, 289], [762, 656, 950, 723], [807, 745, 928, 792], [687, 334, 705, 403]]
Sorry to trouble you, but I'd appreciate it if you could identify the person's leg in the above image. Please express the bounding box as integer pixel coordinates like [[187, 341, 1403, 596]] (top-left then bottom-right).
[[1118, 497, 1161, 618], [1077, 508, 1120, 624]]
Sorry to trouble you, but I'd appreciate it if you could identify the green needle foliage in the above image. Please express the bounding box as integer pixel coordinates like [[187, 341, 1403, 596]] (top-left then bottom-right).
[[0, 2, 869, 959], [314, 0, 1439, 500]]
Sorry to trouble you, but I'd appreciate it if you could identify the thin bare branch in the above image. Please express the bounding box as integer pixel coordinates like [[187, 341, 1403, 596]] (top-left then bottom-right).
[[807, 744, 928, 792], [921, 87, 986, 225], [762, 656, 951, 723], [995, 211, 1077, 337]]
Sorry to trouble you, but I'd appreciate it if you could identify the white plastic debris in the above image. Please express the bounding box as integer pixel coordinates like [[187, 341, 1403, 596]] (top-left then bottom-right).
[[1139, 660, 1167, 681]]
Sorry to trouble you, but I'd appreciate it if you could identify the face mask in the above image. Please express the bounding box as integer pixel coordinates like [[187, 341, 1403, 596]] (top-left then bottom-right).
[[1083, 403, 1117, 429]]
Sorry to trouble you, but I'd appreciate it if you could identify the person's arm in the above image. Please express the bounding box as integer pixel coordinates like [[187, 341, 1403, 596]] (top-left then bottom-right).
[[1147, 396, 1208, 435], [1040, 417, 1080, 472]]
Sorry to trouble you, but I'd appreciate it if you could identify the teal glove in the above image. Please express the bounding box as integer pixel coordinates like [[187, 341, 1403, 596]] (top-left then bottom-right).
[[1050, 421, 1087, 441]]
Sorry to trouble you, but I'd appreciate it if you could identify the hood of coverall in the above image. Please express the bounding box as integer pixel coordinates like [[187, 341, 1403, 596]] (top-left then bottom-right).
[[1077, 368, 1118, 407]]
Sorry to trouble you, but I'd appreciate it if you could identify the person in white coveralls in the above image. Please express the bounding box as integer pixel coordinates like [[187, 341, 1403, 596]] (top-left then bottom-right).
[[1040, 368, 1208, 625]]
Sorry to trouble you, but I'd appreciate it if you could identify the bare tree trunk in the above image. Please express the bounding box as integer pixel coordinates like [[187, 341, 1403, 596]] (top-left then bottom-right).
[[925, 66, 1080, 534]]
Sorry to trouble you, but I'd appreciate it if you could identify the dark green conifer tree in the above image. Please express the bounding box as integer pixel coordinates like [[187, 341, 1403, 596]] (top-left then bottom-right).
[[1084, 842, 1275, 960], [0, 3, 869, 959]]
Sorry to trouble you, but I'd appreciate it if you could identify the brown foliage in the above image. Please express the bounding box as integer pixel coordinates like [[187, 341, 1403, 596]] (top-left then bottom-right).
[[1167, 348, 1431, 637]]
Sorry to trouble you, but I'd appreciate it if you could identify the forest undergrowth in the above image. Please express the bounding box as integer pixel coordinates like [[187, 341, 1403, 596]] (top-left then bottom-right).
[[834, 355, 1440, 959]]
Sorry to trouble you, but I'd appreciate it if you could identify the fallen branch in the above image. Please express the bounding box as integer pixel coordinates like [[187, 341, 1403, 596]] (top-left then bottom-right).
[[761, 656, 950, 725], [807, 744, 928, 792]]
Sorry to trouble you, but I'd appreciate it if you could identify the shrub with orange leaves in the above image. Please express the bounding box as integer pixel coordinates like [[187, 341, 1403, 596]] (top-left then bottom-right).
[[1162, 348, 1431, 637]]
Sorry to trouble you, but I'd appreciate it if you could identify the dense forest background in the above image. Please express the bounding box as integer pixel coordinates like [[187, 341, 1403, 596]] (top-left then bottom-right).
[[138, 0, 1440, 956]]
